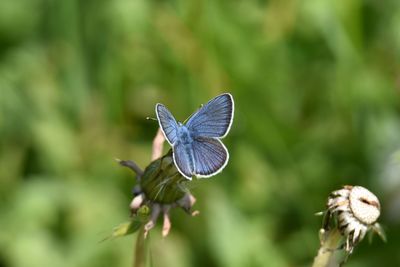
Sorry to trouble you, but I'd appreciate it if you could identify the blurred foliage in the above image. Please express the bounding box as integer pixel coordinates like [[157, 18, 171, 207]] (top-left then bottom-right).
[[1, 0, 400, 266]]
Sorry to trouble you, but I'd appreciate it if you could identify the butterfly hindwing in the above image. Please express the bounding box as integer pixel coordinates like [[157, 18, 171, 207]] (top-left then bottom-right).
[[186, 93, 234, 138], [192, 137, 228, 178], [173, 142, 195, 179], [156, 104, 179, 145]]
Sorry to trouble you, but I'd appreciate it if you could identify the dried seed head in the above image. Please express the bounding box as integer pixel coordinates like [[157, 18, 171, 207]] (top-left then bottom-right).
[[349, 186, 380, 225], [323, 185, 384, 256]]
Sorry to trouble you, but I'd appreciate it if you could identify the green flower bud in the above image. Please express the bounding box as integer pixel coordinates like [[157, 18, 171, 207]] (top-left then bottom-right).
[[140, 150, 188, 204]]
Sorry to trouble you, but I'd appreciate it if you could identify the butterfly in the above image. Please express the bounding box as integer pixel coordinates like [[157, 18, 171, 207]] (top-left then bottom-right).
[[155, 93, 234, 180]]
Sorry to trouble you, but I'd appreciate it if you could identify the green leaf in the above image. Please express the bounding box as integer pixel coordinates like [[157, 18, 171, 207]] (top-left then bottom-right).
[[101, 219, 143, 242]]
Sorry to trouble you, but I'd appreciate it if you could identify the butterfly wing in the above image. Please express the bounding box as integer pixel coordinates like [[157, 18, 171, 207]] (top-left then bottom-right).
[[192, 137, 228, 178], [156, 104, 179, 145], [186, 93, 234, 138], [173, 142, 195, 179]]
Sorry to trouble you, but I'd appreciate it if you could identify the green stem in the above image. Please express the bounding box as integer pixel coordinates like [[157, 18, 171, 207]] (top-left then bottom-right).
[[312, 228, 343, 267], [133, 227, 147, 267]]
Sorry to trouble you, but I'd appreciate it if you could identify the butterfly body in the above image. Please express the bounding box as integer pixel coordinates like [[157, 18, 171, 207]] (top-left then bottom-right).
[[156, 93, 234, 179], [175, 125, 196, 172], [176, 124, 194, 145]]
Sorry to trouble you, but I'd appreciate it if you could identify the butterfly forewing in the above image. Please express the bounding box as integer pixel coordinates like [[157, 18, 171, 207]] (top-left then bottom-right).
[[173, 142, 195, 179], [186, 93, 233, 138], [156, 104, 179, 145], [192, 137, 228, 177]]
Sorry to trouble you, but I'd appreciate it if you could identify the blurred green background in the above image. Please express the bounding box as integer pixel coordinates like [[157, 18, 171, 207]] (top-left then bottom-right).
[[1, 0, 400, 266]]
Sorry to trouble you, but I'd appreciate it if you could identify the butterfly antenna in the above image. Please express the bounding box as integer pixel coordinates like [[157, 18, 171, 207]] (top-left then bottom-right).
[[146, 117, 158, 122]]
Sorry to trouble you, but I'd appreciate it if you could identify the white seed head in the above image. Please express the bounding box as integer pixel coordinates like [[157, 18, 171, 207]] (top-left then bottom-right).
[[349, 186, 380, 225], [324, 185, 383, 254]]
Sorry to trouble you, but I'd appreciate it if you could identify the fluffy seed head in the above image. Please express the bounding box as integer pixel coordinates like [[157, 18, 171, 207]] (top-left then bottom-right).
[[324, 185, 383, 254]]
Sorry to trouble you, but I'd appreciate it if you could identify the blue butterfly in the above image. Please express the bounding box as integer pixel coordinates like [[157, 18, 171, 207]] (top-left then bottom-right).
[[155, 93, 234, 180]]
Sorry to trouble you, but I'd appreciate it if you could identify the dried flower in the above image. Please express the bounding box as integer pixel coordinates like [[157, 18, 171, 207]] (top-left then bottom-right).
[[315, 185, 386, 266]]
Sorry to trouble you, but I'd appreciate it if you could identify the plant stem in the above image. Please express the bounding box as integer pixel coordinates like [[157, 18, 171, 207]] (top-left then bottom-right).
[[132, 128, 164, 267], [133, 227, 147, 267], [312, 228, 343, 267]]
